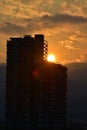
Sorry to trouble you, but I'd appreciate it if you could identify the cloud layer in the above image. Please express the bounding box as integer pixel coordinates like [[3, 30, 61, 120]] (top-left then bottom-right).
[[0, 0, 87, 63]]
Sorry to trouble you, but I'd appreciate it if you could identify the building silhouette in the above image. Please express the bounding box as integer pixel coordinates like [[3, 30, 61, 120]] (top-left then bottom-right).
[[6, 34, 67, 129]]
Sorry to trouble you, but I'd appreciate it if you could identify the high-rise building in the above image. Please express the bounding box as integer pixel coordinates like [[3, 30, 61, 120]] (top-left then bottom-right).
[[6, 34, 67, 129]]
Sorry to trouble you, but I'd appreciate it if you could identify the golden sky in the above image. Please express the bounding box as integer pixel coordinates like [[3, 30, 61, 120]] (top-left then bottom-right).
[[0, 0, 87, 64]]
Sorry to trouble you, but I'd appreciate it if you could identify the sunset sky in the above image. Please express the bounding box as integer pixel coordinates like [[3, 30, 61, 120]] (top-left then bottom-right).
[[0, 0, 87, 64]]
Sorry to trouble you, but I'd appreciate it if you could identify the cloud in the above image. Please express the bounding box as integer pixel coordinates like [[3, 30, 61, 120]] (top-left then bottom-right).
[[42, 13, 87, 24], [75, 52, 87, 63], [0, 0, 87, 36], [58, 40, 76, 50], [57, 32, 80, 50], [2, 13, 87, 35], [64, 51, 87, 64], [59, 0, 87, 17], [0, 0, 87, 64], [0, 22, 26, 35], [20, 0, 33, 4], [69, 31, 87, 44]]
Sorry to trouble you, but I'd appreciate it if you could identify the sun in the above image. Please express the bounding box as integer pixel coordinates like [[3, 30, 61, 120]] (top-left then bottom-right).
[[47, 54, 56, 62]]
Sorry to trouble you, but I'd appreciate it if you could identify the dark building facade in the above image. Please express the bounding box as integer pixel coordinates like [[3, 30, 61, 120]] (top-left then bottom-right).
[[6, 34, 67, 129]]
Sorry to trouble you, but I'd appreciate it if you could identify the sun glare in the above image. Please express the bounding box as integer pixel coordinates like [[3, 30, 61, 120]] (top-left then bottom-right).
[[47, 54, 56, 62]]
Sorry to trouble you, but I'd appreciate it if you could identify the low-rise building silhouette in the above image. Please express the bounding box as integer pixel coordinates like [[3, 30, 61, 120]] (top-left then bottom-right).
[[6, 34, 67, 129]]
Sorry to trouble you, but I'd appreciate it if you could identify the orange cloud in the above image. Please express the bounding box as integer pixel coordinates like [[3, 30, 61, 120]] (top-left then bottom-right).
[[0, 0, 87, 64]]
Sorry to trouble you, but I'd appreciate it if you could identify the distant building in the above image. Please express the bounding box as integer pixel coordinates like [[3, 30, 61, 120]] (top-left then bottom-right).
[[6, 34, 67, 129]]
